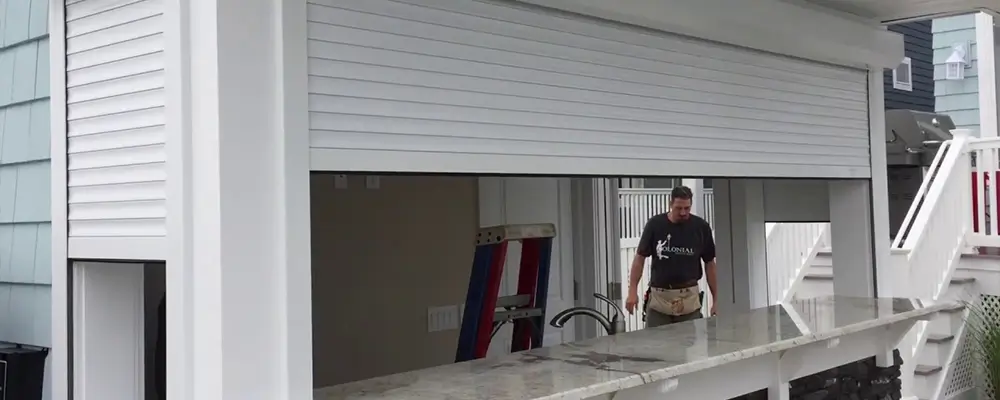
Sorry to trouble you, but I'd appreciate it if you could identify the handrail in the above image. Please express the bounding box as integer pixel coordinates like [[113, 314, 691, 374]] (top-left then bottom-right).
[[779, 224, 829, 304], [898, 132, 971, 256], [892, 140, 953, 248]]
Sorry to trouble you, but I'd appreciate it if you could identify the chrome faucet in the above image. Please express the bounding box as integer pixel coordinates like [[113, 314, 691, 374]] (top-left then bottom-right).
[[550, 293, 627, 335]]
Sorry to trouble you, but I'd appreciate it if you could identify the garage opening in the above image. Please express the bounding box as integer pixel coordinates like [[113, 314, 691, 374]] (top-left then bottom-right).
[[309, 174, 841, 391]]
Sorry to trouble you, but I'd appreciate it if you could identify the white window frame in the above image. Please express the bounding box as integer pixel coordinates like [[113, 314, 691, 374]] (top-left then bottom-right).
[[892, 57, 913, 91]]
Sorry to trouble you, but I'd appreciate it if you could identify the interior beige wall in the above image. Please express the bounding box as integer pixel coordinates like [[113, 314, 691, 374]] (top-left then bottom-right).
[[310, 174, 478, 388]]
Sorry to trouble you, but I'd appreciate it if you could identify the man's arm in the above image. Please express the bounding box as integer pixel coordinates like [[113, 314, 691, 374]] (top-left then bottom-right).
[[629, 253, 646, 297], [702, 223, 718, 306], [705, 258, 718, 304], [630, 219, 655, 297]]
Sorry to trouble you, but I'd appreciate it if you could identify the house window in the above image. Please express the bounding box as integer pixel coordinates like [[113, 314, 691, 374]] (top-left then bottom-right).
[[892, 57, 912, 91]]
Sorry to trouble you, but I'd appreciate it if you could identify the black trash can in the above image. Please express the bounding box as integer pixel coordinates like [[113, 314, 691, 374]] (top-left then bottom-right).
[[0, 344, 48, 400]]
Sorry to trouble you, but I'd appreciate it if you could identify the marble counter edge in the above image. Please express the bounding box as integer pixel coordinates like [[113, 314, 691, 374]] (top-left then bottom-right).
[[533, 301, 957, 400]]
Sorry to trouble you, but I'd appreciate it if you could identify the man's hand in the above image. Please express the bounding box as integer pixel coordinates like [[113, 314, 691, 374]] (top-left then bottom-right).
[[710, 303, 717, 316], [625, 291, 639, 314]]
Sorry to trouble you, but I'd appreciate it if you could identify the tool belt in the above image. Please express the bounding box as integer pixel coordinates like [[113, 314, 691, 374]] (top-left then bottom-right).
[[642, 281, 703, 320]]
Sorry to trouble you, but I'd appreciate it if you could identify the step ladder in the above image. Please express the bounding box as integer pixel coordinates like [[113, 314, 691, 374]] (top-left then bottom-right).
[[455, 223, 556, 363]]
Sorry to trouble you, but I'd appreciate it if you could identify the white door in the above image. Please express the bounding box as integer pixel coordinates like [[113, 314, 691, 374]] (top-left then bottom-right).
[[73, 262, 145, 400], [307, 0, 871, 178], [479, 177, 575, 355]]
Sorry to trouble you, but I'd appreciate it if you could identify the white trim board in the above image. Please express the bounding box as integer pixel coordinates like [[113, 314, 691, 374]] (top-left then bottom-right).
[[49, 1, 70, 399], [514, 0, 904, 68], [868, 69, 893, 298], [68, 237, 166, 261]]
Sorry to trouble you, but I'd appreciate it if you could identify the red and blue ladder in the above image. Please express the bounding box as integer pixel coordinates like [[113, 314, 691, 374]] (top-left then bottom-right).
[[455, 223, 556, 362]]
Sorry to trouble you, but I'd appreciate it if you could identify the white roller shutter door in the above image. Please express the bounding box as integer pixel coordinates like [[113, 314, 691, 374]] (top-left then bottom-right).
[[307, 0, 871, 178]]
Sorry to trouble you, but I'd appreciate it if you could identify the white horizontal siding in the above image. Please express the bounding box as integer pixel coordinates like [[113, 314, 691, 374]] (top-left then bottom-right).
[[306, 0, 871, 178], [64, 0, 166, 255]]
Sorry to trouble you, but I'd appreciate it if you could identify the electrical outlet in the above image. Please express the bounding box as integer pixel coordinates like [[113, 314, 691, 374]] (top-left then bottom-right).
[[334, 174, 348, 189], [365, 176, 380, 189], [427, 305, 460, 332]]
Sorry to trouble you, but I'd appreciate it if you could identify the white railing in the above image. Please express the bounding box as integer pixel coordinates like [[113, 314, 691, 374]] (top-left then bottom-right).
[[896, 132, 972, 301], [702, 190, 715, 228], [619, 188, 672, 239], [968, 137, 1000, 248], [766, 223, 829, 304], [890, 130, 975, 399], [618, 238, 650, 331]]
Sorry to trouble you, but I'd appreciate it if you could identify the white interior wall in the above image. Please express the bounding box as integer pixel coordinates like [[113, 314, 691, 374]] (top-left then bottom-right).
[[310, 175, 477, 387], [712, 179, 768, 313], [762, 180, 831, 222]]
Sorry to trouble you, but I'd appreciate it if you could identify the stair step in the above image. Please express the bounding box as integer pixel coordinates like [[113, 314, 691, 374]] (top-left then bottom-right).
[[942, 303, 967, 313], [801, 273, 974, 285], [927, 334, 955, 344], [951, 276, 976, 284], [803, 273, 832, 280], [914, 364, 942, 375]]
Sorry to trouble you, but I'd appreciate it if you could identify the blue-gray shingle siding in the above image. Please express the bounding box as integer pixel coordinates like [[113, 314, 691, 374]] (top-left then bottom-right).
[[933, 15, 980, 132], [885, 21, 935, 112], [0, 0, 52, 397]]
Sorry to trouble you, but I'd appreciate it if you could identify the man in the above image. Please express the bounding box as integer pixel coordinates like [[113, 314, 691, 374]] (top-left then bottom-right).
[[625, 185, 717, 328]]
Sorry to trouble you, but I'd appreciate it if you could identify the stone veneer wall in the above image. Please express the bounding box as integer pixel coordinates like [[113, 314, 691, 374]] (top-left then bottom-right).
[[732, 350, 903, 400]]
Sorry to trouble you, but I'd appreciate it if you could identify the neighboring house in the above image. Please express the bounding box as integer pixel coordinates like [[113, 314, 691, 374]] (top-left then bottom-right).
[[0, 0, 53, 398], [933, 13, 993, 133], [886, 21, 936, 113]]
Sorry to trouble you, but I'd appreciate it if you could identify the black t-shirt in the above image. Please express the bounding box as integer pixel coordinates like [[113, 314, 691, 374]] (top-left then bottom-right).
[[636, 213, 716, 288]]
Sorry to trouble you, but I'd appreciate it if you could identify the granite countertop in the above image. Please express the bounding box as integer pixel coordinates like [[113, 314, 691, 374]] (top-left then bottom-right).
[[314, 296, 954, 400]]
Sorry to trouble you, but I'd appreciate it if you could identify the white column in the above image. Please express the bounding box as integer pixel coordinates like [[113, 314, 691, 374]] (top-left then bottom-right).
[[828, 181, 876, 297], [164, 0, 312, 398], [867, 68, 893, 299], [976, 12, 997, 140], [72, 262, 146, 400], [682, 178, 704, 217], [50, 1, 71, 399], [713, 180, 768, 314]]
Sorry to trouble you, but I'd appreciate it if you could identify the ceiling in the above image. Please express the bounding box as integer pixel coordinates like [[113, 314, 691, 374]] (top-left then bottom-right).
[[801, 0, 1000, 23]]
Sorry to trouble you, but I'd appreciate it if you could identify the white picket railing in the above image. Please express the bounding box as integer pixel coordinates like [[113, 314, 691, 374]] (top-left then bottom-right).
[[619, 189, 672, 239], [766, 223, 829, 304], [702, 191, 715, 228], [968, 137, 1000, 248]]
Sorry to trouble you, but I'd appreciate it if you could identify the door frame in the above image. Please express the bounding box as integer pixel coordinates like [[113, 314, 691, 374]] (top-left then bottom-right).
[[569, 178, 620, 340]]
